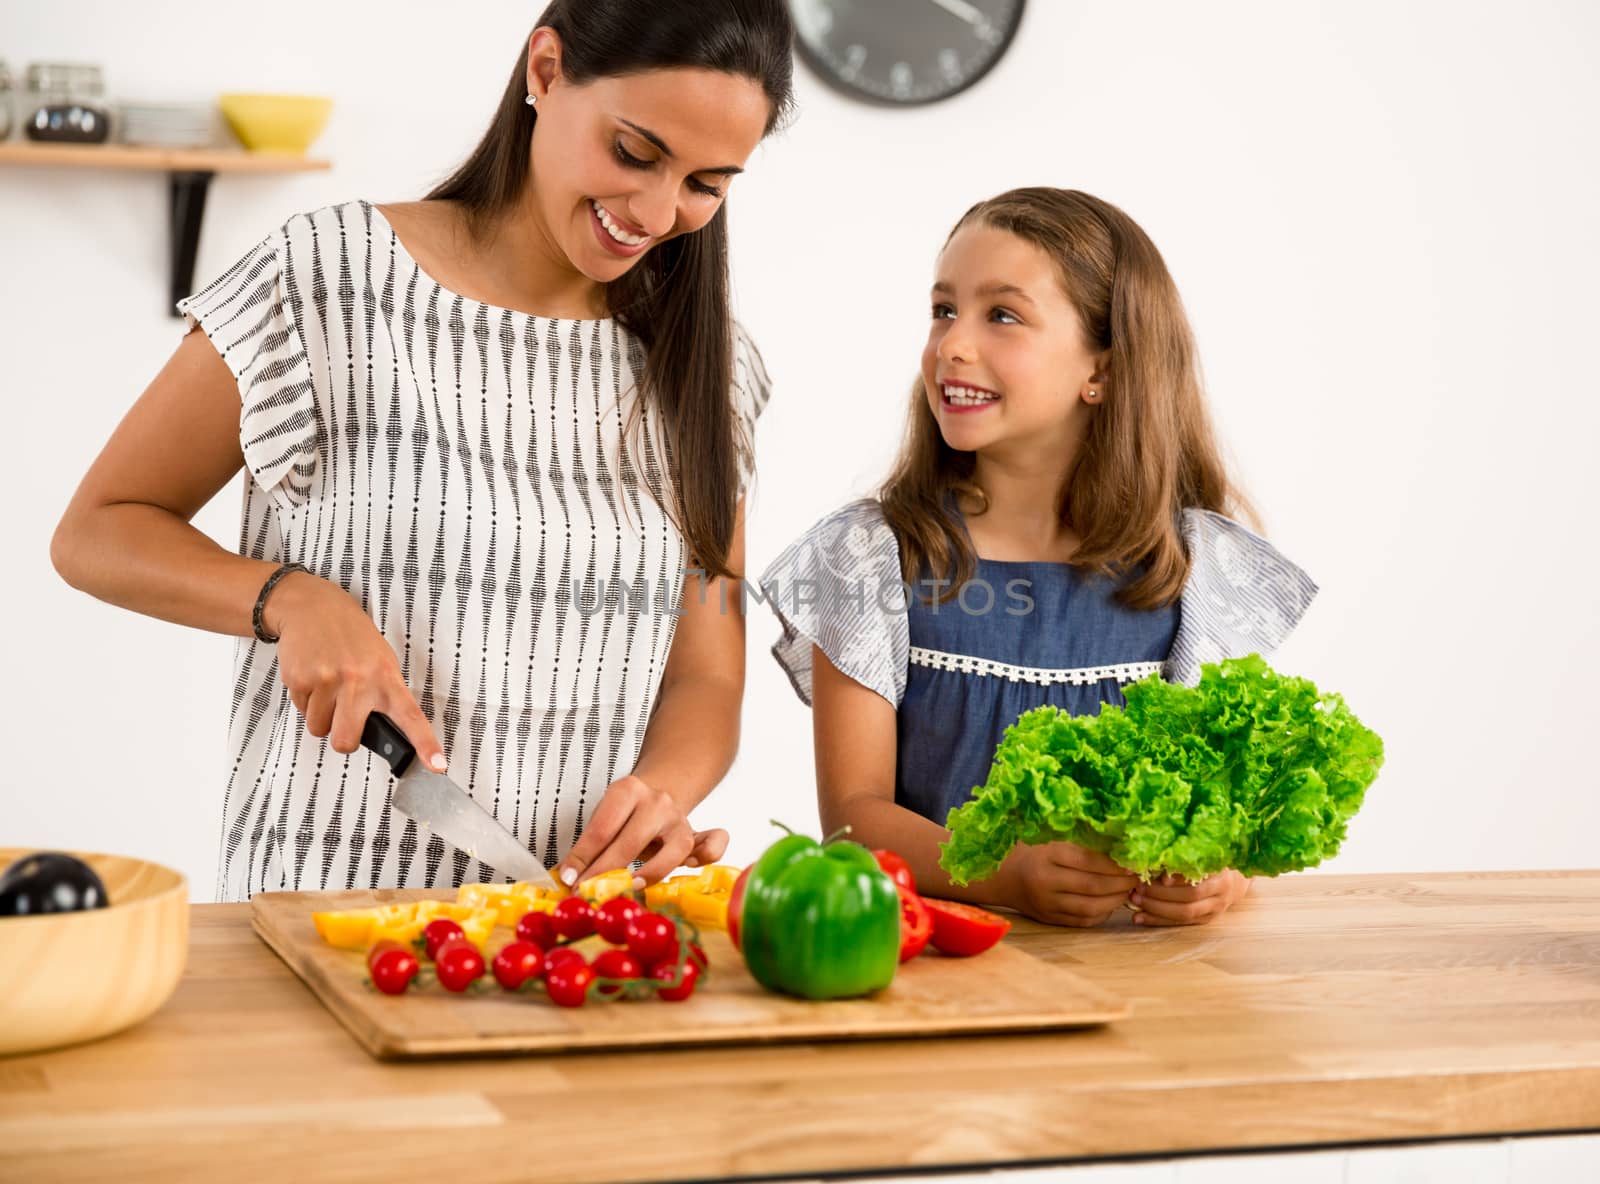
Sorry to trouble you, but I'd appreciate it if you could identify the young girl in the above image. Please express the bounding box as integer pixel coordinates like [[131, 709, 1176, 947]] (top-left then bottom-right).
[[758, 188, 1317, 929], [50, 0, 793, 900]]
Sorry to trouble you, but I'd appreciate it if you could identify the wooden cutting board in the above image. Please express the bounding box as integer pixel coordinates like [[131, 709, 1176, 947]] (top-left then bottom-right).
[[251, 887, 1129, 1060]]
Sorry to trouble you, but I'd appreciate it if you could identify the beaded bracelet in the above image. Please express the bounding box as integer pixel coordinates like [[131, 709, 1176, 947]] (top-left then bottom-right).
[[252, 563, 309, 644]]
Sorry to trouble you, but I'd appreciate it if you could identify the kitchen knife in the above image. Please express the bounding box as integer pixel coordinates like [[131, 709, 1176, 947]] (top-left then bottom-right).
[[360, 713, 560, 891]]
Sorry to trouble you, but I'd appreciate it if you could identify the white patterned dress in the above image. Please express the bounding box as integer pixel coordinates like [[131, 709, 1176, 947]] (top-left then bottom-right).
[[179, 199, 770, 901]]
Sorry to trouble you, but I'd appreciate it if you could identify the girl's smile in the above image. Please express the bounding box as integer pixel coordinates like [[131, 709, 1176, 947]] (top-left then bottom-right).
[[938, 380, 1002, 413]]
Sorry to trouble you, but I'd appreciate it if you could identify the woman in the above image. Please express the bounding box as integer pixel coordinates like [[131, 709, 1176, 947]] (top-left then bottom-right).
[[50, 0, 794, 901]]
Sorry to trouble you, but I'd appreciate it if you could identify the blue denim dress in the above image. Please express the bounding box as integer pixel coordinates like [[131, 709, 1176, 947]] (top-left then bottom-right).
[[894, 555, 1180, 821], [758, 498, 1318, 828]]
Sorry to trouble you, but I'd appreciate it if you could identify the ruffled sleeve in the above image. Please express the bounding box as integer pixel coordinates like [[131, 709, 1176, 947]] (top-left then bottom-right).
[[730, 321, 772, 501], [1163, 508, 1319, 687], [176, 225, 320, 510], [757, 498, 910, 708]]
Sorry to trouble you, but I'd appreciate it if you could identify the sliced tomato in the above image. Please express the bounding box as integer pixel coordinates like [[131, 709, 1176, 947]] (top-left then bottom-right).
[[726, 865, 751, 951], [923, 898, 1012, 957], [897, 887, 933, 962], [872, 849, 917, 895]]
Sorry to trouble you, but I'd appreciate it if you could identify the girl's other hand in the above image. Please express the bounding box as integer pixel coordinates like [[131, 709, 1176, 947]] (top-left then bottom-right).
[[267, 571, 448, 775], [1129, 868, 1252, 926], [1002, 841, 1142, 928]]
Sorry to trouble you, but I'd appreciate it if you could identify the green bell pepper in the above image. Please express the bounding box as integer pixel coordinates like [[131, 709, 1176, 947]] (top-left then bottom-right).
[[738, 826, 902, 1000]]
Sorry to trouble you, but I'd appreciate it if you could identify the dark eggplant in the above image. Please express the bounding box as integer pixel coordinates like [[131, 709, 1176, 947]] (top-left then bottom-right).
[[0, 852, 110, 916]]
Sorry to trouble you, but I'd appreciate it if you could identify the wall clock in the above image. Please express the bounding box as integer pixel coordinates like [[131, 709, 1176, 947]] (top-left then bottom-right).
[[789, 0, 1027, 106]]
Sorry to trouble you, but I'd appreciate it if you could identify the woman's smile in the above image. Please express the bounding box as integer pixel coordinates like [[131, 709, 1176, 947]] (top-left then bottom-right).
[[588, 198, 652, 256]]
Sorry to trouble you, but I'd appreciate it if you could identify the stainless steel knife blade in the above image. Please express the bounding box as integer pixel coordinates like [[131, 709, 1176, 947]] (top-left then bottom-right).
[[390, 766, 560, 890], [359, 710, 558, 890]]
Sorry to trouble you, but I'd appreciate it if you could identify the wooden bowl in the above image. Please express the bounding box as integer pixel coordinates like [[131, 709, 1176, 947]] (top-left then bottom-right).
[[0, 848, 188, 1056]]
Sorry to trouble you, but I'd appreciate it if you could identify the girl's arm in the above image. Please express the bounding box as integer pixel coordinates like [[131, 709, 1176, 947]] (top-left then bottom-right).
[[812, 646, 1018, 907], [50, 328, 447, 769], [556, 497, 748, 886]]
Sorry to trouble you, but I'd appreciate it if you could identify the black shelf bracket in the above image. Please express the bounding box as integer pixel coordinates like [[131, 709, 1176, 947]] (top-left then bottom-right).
[[168, 170, 215, 317]]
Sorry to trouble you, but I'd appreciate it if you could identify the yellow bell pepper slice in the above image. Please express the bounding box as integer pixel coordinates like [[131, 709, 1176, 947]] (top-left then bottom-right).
[[311, 908, 377, 950], [693, 864, 741, 894], [458, 881, 566, 925], [644, 875, 697, 912], [457, 908, 499, 947], [576, 868, 638, 904], [679, 891, 729, 930]]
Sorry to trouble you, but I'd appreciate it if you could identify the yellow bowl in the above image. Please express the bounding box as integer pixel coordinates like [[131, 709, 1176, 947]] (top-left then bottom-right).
[[219, 93, 332, 155], [0, 847, 188, 1056]]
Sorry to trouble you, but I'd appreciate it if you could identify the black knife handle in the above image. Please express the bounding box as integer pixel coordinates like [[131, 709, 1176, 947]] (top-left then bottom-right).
[[360, 713, 416, 777]]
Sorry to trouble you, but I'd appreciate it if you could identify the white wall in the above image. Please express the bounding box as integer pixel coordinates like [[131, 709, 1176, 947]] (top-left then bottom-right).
[[2, 1, 1596, 900]]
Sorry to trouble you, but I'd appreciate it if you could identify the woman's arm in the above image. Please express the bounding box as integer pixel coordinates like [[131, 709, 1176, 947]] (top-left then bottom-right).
[[811, 645, 1017, 908], [52, 328, 277, 635], [555, 496, 748, 886], [51, 328, 446, 768]]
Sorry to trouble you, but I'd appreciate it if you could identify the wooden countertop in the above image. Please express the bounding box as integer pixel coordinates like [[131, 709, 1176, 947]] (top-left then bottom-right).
[[3, 870, 1598, 1182]]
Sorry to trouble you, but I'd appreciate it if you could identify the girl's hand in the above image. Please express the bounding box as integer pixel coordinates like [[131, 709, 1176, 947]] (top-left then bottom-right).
[[267, 571, 448, 774], [1001, 841, 1142, 928], [555, 774, 729, 889], [1129, 869, 1252, 926]]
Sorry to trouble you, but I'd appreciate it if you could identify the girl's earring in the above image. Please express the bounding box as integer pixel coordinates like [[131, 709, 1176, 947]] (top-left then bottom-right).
[[525, 94, 538, 107]]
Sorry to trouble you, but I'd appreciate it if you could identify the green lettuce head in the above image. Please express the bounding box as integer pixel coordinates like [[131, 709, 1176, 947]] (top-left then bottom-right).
[[939, 655, 1385, 886]]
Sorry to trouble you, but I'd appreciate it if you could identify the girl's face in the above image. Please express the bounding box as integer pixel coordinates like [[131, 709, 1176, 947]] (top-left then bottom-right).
[[526, 31, 770, 284], [921, 222, 1105, 456]]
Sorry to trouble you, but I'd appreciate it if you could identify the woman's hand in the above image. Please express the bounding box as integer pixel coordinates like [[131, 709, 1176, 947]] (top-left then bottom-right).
[[999, 841, 1142, 928], [267, 571, 448, 774], [1129, 868, 1252, 926], [555, 774, 729, 888]]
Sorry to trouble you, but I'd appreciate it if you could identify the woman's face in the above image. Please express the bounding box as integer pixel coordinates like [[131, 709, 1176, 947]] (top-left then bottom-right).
[[526, 33, 771, 283], [921, 222, 1105, 456]]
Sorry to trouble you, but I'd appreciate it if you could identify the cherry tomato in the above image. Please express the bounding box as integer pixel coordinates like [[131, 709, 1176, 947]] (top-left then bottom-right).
[[687, 941, 709, 972], [649, 955, 701, 1002], [923, 898, 1012, 957], [369, 946, 420, 995], [897, 887, 934, 963], [492, 940, 545, 990], [595, 896, 646, 945], [434, 940, 487, 991], [543, 946, 588, 976], [516, 910, 558, 949], [625, 911, 679, 967], [545, 960, 596, 1008], [552, 896, 597, 941], [873, 849, 918, 895], [366, 939, 407, 974], [590, 947, 643, 996], [422, 918, 465, 961]]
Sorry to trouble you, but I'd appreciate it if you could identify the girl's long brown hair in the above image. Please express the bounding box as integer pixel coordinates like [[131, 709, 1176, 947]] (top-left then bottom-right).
[[425, 0, 794, 579], [880, 187, 1255, 610]]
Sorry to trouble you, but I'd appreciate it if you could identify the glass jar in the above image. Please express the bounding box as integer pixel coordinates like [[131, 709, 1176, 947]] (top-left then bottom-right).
[[0, 61, 14, 140], [24, 62, 110, 144]]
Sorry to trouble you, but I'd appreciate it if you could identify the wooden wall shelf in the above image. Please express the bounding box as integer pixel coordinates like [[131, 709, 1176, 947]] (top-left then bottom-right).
[[0, 140, 332, 315]]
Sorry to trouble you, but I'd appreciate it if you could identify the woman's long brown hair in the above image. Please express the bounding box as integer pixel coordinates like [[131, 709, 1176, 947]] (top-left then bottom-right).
[[425, 0, 794, 579], [880, 188, 1255, 610]]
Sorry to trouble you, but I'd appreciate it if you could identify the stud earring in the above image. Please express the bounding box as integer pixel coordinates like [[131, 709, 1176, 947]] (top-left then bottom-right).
[[524, 94, 537, 107]]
